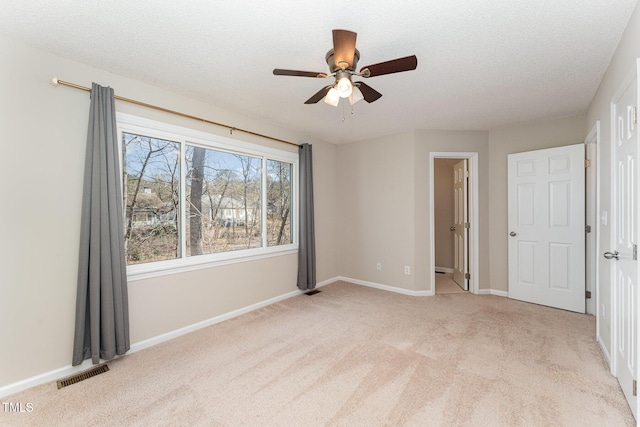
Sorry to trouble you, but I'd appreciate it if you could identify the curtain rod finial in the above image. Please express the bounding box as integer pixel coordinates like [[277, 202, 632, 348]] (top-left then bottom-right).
[[49, 77, 59, 87]]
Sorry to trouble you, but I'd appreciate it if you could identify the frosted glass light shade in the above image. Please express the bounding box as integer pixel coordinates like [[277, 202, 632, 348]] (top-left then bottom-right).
[[349, 86, 364, 105], [324, 87, 340, 106], [336, 76, 353, 98]]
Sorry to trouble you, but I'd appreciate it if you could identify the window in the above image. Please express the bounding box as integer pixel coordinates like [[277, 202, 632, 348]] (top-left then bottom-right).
[[119, 114, 297, 279], [266, 160, 292, 246], [123, 133, 181, 264], [184, 146, 262, 256]]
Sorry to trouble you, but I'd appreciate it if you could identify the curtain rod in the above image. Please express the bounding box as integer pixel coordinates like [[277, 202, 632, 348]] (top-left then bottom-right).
[[49, 77, 301, 148]]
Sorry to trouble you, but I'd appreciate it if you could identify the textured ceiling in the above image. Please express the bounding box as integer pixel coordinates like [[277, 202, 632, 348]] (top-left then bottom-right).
[[0, 0, 637, 144]]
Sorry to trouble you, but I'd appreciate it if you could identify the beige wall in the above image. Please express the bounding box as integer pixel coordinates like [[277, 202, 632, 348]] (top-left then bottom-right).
[[337, 132, 416, 290], [586, 2, 640, 356], [486, 115, 587, 293], [336, 130, 490, 293], [0, 35, 338, 389], [334, 114, 587, 296], [433, 159, 458, 269]]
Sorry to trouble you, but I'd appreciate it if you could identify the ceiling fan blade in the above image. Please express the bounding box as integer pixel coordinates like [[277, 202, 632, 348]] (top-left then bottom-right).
[[332, 29, 357, 69], [360, 55, 418, 77], [273, 69, 328, 78], [304, 86, 333, 104], [355, 82, 382, 103]]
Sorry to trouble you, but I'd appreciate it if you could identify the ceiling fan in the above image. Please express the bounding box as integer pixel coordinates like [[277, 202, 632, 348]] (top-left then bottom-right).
[[273, 29, 417, 107]]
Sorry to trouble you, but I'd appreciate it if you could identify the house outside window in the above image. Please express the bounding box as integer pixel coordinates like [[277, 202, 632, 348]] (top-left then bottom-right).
[[118, 114, 297, 280]]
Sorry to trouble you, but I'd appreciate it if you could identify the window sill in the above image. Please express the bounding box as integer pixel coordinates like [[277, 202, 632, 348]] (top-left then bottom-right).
[[126, 246, 298, 282]]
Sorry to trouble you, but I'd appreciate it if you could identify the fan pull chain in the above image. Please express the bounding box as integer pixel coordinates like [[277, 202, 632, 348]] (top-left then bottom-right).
[[341, 101, 346, 122]]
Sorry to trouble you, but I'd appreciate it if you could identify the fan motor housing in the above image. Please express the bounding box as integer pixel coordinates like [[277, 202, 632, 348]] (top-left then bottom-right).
[[325, 48, 360, 72]]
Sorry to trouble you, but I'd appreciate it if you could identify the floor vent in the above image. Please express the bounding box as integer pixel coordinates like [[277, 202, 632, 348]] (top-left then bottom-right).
[[57, 364, 109, 389], [305, 289, 321, 296], [436, 271, 446, 274]]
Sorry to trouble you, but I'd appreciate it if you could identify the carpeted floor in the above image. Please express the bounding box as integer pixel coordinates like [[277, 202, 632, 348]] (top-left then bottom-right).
[[0, 281, 634, 426]]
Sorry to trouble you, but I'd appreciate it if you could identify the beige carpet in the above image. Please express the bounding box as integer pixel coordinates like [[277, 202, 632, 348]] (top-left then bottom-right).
[[1, 281, 634, 426]]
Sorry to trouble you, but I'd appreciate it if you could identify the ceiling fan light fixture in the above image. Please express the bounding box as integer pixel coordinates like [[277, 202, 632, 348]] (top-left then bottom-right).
[[336, 76, 353, 98], [273, 30, 417, 107], [324, 87, 340, 106], [349, 86, 364, 105]]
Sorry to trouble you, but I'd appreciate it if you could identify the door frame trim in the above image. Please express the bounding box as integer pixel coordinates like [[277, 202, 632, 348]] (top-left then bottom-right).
[[585, 121, 600, 319], [429, 152, 480, 294]]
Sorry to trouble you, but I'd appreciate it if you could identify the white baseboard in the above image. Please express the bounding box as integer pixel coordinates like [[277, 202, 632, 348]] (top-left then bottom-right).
[[435, 266, 455, 274], [134, 279, 338, 353], [335, 276, 507, 299], [0, 285, 315, 399], [0, 359, 97, 400], [477, 289, 509, 298], [336, 276, 434, 296], [315, 277, 337, 288], [129, 288, 306, 354], [597, 334, 613, 374]]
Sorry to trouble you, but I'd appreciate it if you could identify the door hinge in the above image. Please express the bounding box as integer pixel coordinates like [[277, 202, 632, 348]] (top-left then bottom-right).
[[464, 170, 470, 178], [585, 159, 592, 168], [585, 290, 591, 299], [464, 273, 471, 280], [634, 244, 637, 261], [632, 106, 638, 125], [585, 225, 591, 233], [464, 222, 471, 229], [633, 379, 637, 397]]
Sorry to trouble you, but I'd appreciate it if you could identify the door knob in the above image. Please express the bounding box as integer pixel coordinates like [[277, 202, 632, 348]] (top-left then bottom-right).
[[603, 251, 619, 260], [509, 231, 517, 237], [450, 226, 456, 231]]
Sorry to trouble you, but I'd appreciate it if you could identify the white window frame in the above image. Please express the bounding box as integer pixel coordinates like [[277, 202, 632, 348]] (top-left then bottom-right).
[[117, 113, 298, 281]]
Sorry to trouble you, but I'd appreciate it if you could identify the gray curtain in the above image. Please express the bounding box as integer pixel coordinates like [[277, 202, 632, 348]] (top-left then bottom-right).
[[73, 83, 130, 366], [297, 143, 316, 290]]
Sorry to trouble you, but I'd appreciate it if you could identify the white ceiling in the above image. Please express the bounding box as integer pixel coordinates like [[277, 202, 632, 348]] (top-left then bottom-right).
[[1, 0, 637, 144]]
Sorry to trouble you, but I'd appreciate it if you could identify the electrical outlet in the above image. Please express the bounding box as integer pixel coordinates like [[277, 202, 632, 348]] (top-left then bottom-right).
[[404, 266, 410, 275], [376, 262, 382, 270]]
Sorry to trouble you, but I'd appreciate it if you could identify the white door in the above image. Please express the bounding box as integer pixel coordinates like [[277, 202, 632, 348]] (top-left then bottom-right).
[[507, 144, 585, 313], [609, 68, 638, 418], [453, 160, 469, 290]]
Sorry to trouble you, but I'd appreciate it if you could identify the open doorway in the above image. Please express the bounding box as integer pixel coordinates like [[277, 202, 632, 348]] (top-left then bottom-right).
[[429, 152, 479, 295], [433, 158, 466, 293]]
